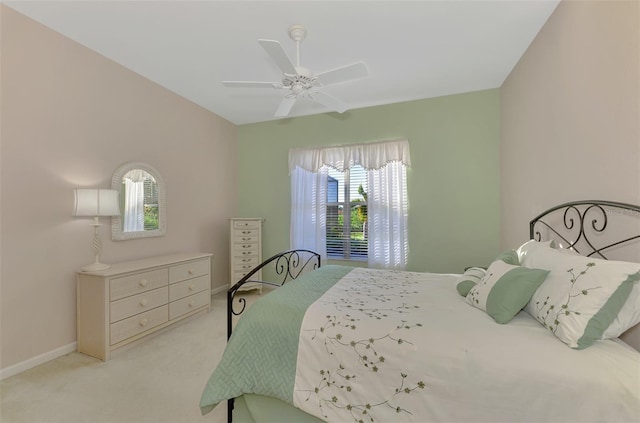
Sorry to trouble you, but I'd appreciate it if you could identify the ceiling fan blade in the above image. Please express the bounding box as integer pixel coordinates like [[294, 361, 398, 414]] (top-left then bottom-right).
[[312, 91, 349, 114], [258, 39, 297, 75], [315, 62, 368, 87], [275, 96, 297, 117], [222, 81, 283, 89]]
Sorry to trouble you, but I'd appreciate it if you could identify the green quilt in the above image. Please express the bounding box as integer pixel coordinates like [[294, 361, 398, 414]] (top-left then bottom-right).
[[200, 265, 354, 415]]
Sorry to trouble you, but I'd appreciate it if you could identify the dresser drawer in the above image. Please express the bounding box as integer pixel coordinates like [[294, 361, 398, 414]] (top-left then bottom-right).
[[169, 291, 209, 320], [110, 269, 168, 301], [169, 258, 210, 283], [110, 305, 168, 345], [233, 220, 261, 229], [110, 287, 168, 323], [169, 275, 209, 301]]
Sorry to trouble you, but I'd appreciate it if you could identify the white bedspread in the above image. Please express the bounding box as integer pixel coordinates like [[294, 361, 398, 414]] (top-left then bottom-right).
[[292, 268, 640, 422]]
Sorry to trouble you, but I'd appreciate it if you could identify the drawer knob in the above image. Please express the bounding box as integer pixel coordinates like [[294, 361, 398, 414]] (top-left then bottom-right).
[[188, 268, 194, 274], [140, 299, 148, 307], [189, 284, 195, 291], [189, 300, 195, 308], [139, 318, 148, 327], [139, 279, 148, 287]]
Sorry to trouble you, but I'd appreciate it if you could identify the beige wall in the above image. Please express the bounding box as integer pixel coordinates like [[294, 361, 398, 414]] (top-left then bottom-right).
[[500, 0, 640, 250], [1, 6, 236, 371]]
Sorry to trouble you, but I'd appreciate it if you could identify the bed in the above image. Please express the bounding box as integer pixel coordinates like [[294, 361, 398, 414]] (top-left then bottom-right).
[[201, 200, 640, 422]]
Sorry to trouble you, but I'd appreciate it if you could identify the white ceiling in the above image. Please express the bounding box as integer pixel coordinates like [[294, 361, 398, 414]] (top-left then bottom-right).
[[4, 0, 559, 125]]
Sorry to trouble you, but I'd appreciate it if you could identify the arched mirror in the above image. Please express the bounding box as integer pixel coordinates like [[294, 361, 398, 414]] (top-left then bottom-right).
[[111, 162, 166, 240]]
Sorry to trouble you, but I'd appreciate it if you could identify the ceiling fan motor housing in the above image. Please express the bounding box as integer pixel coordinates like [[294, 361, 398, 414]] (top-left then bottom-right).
[[283, 66, 316, 94]]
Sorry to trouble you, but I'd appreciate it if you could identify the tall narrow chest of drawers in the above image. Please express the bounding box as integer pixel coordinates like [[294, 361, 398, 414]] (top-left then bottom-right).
[[77, 252, 212, 361], [229, 218, 263, 293]]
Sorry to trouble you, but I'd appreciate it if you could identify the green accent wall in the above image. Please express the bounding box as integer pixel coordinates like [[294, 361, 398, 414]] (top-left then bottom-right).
[[236, 89, 500, 273]]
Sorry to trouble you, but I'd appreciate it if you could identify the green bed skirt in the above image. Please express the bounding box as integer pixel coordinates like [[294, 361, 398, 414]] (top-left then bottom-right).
[[234, 394, 325, 423]]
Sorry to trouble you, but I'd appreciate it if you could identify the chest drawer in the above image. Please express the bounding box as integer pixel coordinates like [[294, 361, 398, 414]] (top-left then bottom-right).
[[233, 220, 261, 229], [233, 234, 260, 244], [169, 291, 210, 320], [233, 261, 257, 272], [110, 286, 168, 323], [233, 243, 259, 253], [234, 256, 260, 266], [235, 228, 258, 237], [110, 269, 168, 301], [169, 258, 210, 283], [169, 275, 209, 301], [110, 305, 168, 345]]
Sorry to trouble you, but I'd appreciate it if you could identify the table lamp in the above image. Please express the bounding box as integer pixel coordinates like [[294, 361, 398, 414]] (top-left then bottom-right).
[[73, 189, 120, 272]]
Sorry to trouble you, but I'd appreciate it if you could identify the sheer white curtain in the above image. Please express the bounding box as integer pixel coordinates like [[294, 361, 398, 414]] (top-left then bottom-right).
[[124, 179, 144, 232], [290, 139, 410, 268], [290, 166, 328, 262], [367, 161, 409, 269]]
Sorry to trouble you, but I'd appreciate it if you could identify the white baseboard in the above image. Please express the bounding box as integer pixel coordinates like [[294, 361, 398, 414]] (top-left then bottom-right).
[[2, 289, 228, 381], [0, 342, 77, 381], [210, 285, 228, 296]]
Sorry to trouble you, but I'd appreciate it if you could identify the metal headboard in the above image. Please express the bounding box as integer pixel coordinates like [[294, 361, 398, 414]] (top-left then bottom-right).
[[529, 200, 640, 260]]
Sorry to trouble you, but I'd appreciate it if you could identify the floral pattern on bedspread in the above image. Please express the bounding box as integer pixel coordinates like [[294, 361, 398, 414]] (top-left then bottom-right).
[[292, 268, 431, 423]]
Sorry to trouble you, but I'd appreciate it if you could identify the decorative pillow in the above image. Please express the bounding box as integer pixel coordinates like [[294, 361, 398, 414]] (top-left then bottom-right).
[[495, 249, 519, 265], [465, 260, 550, 324], [522, 247, 640, 349], [516, 239, 555, 263], [455, 267, 486, 296], [603, 285, 640, 339]]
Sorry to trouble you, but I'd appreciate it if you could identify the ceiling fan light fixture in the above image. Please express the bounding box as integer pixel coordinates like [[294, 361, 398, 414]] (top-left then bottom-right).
[[222, 24, 368, 117]]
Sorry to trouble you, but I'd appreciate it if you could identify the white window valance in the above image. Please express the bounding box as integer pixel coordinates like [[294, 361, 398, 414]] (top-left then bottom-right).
[[288, 139, 411, 173]]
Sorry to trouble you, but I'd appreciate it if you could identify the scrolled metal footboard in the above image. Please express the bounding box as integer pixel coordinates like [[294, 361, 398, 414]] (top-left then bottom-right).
[[226, 249, 321, 340], [225, 249, 320, 423]]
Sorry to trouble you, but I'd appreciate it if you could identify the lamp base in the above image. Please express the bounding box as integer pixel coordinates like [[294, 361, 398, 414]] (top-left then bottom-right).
[[81, 262, 111, 272]]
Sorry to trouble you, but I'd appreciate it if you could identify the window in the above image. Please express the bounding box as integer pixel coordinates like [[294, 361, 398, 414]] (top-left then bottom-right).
[[326, 165, 368, 260], [289, 139, 410, 269]]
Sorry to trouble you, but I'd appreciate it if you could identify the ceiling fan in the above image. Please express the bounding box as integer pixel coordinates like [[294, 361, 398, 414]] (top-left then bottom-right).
[[222, 24, 368, 117]]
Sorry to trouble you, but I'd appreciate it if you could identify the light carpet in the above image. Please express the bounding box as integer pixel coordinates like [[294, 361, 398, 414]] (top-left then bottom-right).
[[1, 291, 264, 423]]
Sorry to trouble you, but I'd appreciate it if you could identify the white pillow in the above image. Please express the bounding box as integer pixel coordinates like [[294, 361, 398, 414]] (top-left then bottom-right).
[[516, 239, 554, 263], [522, 247, 640, 348], [517, 239, 579, 263]]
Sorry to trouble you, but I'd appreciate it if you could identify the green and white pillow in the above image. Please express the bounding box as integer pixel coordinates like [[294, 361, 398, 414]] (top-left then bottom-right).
[[495, 249, 520, 266], [522, 247, 640, 349], [456, 267, 486, 297], [465, 260, 549, 324]]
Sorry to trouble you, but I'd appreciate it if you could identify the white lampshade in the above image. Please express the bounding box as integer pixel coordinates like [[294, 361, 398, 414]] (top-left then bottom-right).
[[73, 189, 120, 217]]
